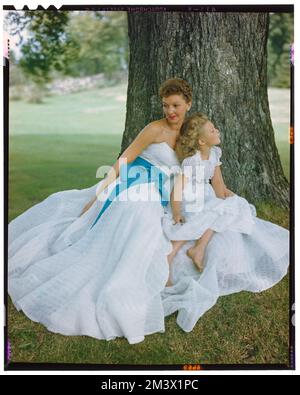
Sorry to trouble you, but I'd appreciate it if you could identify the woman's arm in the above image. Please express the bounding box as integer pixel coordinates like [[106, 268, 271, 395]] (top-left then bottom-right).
[[170, 173, 188, 224], [97, 123, 161, 197], [79, 123, 160, 216]]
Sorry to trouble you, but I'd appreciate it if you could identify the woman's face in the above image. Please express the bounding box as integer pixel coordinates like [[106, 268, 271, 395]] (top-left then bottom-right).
[[199, 120, 221, 146], [162, 94, 191, 124]]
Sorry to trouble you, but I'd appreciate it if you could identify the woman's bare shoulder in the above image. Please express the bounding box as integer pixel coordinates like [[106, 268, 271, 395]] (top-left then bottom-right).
[[144, 119, 166, 131], [141, 119, 166, 142]]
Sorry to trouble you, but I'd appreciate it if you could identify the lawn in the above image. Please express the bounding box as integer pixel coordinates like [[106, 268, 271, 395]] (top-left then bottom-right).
[[9, 83, 128, 136], [6, 85, 291, 367]]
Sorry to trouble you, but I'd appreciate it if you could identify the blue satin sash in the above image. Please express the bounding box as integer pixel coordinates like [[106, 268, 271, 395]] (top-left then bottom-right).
[[90, 156, 170, 229]]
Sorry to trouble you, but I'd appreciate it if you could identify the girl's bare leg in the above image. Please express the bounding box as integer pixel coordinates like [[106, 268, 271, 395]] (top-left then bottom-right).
[[165, 240, 187, 287], [186, 229, 215, 272]]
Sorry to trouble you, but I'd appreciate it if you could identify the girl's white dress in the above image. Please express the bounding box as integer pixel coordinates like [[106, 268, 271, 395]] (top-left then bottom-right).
[[8, 142, 289, 343], [161, 146, 289, 332]]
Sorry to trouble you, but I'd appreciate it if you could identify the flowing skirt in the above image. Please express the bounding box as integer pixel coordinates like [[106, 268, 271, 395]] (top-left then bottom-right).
[[161, 185, 290, 332], [8, 179, 173, 344]]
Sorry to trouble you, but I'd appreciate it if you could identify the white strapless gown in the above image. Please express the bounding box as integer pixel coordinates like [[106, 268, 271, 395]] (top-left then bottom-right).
[[8, 142, 289, 343], [8, 142, 180, 344]]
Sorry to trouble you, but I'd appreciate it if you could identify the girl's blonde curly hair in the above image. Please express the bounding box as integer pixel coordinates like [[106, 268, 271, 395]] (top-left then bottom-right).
[[175, 112, 210, 162]]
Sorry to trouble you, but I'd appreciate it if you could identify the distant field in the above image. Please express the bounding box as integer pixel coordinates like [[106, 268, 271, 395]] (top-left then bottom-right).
[[268, 88, 290, 139], [268, 87, 290, 181], [9, 83, 128, 135]]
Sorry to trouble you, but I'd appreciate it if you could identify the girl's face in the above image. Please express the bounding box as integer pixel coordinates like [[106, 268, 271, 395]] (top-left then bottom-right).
[[162, 94, 191, 124], [198, 120, 221, 147]]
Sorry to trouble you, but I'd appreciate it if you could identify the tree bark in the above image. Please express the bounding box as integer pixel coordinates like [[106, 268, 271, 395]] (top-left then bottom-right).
[[120, 11, 289, 208]]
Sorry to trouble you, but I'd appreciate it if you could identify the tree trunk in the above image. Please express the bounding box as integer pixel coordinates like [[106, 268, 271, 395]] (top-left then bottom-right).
[[120, 12, 289, 209]]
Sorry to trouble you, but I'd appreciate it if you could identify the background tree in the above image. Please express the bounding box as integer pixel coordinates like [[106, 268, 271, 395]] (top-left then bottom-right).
[[6, 11, 70, 85], [121, 12, 289, 208]]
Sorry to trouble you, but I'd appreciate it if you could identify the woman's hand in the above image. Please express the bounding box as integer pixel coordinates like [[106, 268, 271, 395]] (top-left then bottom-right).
[[79, 197, 96, 217], [79, 176, 111, 218], [172, 213, 186, 225]]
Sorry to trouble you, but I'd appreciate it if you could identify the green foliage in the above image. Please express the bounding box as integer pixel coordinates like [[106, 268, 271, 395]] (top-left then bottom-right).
[[5, 11, 128, 84], [267, 13, 294, 88], [9, 49, 50, 103], [63, 12, 128, 78], [12, 11, 71, 85], [8, 50, 28, 87]]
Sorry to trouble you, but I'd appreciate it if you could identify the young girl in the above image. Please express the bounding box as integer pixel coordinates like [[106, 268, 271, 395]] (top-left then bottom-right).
[[162, 112, 285, 287]]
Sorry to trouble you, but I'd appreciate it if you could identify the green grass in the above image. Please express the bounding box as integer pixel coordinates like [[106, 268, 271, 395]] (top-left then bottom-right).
[[8, 134, 122, 222], [7, 86, 291, 367]]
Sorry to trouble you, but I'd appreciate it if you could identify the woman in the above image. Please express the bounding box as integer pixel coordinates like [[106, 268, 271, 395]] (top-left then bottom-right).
[[8, 78, 191, 344]]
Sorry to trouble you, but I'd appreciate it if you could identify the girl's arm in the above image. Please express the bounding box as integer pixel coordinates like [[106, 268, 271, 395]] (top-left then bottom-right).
[[210, 147, 235, 199], [211, 166, 228, 199], [224, 187, 235, 197], [170, 173, 187, 224], [79, 123, 161, 216]]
